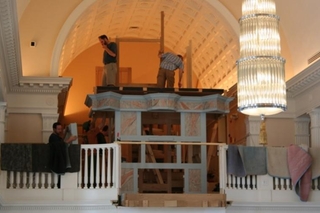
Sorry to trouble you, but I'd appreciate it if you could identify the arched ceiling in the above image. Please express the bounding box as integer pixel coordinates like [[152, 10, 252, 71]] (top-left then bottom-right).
[[59, 0, 239, 89]]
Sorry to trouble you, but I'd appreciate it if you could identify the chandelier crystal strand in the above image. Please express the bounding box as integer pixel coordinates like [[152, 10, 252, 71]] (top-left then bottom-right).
[[237, 0, 286, 116]]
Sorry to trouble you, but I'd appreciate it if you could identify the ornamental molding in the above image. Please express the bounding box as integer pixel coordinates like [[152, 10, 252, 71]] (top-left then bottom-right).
[[86, 92, 233, 113], [286, 59, 320, 98], [0, 0, 72, 97], [16, 76, 72, 94]]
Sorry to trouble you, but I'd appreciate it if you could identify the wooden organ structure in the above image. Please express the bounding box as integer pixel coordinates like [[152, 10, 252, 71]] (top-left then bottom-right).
[[85, 86, 232, 194]]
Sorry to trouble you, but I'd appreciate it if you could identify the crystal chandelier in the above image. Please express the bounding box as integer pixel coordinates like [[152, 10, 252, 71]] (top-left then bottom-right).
[[237, 0, 286, 117]]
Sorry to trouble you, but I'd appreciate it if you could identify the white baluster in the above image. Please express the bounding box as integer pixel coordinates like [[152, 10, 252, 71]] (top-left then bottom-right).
[[274, 177, 279, 190], [101, 147, 106, 188], [227, 174, 232, 189], [115, 144, 121, 189], [231, 175, 234, 189], [239, 177, 243, 189], [34, 172, 39, 189], [314, 178, 319, 191], [280, 178, 285, 190], [25, 172, 29, 188], [51, 172, 57, 188], [47, 173, 54, 189], [236, 176, 241, 189], [40, 173, 45, 188], [21, 172, 26, 188], [84, 148, 88, 188], [107, 147, 111, 188], [247, 175, 251, 190], [96, 148, 100, 188], [112, 147, 116, 188], [252, 175, 257, 189], [88, 148, 94, 189], [9, 171, 14, 188], [16, 172, 22, 188]]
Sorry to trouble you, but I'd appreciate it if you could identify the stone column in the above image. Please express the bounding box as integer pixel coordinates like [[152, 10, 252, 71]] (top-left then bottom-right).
[[41, 113, 59, 143], [0, 104, 6, 144], [309, 108, 320, 148], [294, 116, 310, 147], [245, 116, 261, 146]]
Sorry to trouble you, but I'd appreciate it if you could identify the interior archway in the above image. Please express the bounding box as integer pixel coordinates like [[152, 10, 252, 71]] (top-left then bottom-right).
[[52, 0, 240, 90]]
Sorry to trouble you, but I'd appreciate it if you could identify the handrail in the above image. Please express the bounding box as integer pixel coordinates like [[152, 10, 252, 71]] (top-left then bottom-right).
[[115, 141, 226, 146]]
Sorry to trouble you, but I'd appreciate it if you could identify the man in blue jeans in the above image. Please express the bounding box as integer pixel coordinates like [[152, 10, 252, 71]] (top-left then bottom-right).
[[157, 51, 184, 88]]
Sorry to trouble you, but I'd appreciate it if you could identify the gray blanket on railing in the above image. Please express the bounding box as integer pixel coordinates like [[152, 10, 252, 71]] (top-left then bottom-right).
[[227, 145, 245, 177], [227, 145, 267, 177], [1, 143, 80, 172], [267, 146, 290, 178]]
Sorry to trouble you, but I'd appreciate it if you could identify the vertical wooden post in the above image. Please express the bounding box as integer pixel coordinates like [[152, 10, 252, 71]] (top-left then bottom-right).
[[109, 114, 114, 143], [115, 37, 120, 86], [186, 40, 192, 88], [160, 11, 164, 52]]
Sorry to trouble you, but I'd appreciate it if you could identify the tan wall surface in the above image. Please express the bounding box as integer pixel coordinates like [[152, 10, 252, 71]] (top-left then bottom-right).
[[6, 113, 42, 143], [119, 42, 160, 85], [62, 42, 172, 125], [266, 118, 295, 146], [62, 43, 102, 125], [19, 0, 81, 76]]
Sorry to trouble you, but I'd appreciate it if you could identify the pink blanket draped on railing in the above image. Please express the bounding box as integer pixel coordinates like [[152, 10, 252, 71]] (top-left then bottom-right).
[[287, 144, 312, 202]]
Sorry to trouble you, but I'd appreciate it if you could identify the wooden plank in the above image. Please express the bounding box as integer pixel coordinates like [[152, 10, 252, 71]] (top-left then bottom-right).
[[207, 123, 218, 171], [140, 183, 168, 191], [160, 11, 164, 52], [164, 200, 177, 207], [145, 154, 161, 184], [95, 86, 224, 96], [142, 200, 148, 207], [202, 201, 208, 207], [186, 40, 192, 87], [123, 193, 226, 207], [124, 193, 226, 201]]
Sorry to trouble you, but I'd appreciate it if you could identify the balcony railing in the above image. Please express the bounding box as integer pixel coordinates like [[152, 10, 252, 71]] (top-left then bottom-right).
[[1, 142, 320, 205], [0, 143, 121, 205]]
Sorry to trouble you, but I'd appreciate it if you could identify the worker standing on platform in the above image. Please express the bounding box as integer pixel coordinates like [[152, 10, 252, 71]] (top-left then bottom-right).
[[157, 51, 184, 88], [98, 35, 117, 86]]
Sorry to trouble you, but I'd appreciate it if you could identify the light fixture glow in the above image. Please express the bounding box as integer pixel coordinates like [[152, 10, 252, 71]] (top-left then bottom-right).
[[237, 0, 286, 116]]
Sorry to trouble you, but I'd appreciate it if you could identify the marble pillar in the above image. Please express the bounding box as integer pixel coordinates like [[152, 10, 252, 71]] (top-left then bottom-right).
[[245, 116, 261, 146], [309, 108, 320, 148], [0, 104, 6, 144], [294, 116, 310, 147], [41, 113, 59, 143]]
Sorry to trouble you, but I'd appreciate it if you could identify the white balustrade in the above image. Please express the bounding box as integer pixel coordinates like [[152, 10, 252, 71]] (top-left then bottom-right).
[[2, 142, 320, 204], [79, 143, 120, 189]]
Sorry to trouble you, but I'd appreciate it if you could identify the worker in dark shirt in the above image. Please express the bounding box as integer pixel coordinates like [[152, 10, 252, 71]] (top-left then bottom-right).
[[48, 122, 77, 188]]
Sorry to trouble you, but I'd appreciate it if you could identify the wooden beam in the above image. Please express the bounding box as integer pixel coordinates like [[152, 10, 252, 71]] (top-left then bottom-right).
[[186, 40, 192, 87], [207, 123, 218, 171], [116, 38, 160, 43], [160, 11, 165, 52], [117, 141, 224, 146], [115, 37, 120, 86], [146, 144, 164, 184]]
